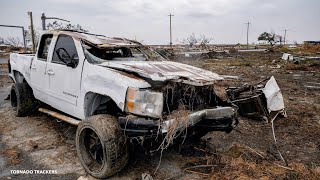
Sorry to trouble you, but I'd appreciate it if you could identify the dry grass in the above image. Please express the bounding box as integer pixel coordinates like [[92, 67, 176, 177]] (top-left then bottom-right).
[[0, 64, 8, 68], [1, 147, 20, 165], [284, 60, 320, 71], [276, 44, 320, 54], [161, 106, 190, 149], [302, 44, 320, 54], [183, 144, 320, 180]]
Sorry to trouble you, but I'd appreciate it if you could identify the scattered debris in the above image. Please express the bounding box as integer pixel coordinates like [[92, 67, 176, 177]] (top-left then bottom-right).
[[282, 53, 320, 64], [227, 76, 286, 121], [1, 147, 20, 165], [269, 64, 282, 69], [304, 82, 320, 89], [282, 53, 294, 61], [142, 172, 154, 180], [221, 75, 241, 80]]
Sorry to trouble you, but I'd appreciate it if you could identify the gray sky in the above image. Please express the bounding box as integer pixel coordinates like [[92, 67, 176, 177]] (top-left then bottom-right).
[[0, 0, 319, 45]]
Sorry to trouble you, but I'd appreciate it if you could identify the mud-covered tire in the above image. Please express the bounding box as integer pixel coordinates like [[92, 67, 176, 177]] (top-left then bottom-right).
[[76, 115, 128, 179], [189, 130, 209, 141], [10, 83, 38, 117]]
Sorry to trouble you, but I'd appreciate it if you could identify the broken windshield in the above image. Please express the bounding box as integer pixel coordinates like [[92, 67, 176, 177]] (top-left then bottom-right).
[[83, 41, 165, 64]]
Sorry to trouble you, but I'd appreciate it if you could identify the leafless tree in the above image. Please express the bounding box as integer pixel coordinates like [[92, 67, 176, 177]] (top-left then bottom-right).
[[24, 26, 41, 48], [198, 34, 213, 48], [47, 21, 88, 32], [199, 35, 212, 45], [2, 37, 23, 47], [277, 35, 283, 45], [180, 33, 213, 47], [186, 33, 198, 47]]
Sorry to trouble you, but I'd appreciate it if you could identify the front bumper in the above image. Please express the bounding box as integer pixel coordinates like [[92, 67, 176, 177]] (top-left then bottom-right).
[[118, 106, 237, 137], [161, 107, 237, 133]]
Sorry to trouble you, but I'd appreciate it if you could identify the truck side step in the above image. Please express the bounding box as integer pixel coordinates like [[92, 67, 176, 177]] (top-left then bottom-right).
[[38, 108, 80, 126]]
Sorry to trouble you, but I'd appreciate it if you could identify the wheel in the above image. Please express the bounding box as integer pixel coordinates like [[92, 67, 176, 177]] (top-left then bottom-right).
[[76, 115, 128, 179], [10, 83, 38, 117]]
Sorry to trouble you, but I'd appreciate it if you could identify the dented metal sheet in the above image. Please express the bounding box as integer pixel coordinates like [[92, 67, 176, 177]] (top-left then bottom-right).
[[51, 30, 141, 47], [262, 76, 285, 112], [99, 61, 224, 86], [228, 76, 286, 120]]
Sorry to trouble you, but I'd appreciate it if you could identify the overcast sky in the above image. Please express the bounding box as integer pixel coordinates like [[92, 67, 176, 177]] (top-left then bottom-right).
[[0, 0, 319, 45]]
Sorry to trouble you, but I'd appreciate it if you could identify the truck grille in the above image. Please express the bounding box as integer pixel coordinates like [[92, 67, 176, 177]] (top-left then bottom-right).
[[162, 83, 221, 115]]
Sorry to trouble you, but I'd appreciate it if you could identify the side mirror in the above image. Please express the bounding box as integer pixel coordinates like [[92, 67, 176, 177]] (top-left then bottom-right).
[[56, 48, 78, 68]]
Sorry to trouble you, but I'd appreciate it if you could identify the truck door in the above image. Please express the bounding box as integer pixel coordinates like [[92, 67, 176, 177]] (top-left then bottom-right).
[[30, 34, 53, 102], [45, 34, 82, 115]]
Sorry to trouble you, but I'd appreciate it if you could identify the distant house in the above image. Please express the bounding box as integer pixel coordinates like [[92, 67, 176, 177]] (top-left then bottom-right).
[[304, 41, 320, 45]]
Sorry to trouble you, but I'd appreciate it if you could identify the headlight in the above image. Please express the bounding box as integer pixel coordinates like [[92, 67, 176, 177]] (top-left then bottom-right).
[[125, 87, 163, 118]]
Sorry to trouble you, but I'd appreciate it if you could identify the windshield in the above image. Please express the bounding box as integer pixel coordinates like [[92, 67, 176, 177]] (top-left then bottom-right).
[[83, 41, 166, 64]]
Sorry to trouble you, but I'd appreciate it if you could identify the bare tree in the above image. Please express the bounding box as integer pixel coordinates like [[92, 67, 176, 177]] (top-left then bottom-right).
[[181, 33, 213, 47], [2, 37, 23, 47], [198, 34, 213, 48], [276, 35, 283, 45], [24, 26, 41, 48], [47, 21, 88, 32], [185, 33, 198, 47]]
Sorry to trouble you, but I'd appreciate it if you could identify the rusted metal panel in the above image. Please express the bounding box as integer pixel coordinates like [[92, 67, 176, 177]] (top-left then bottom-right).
[[50, 30, 141, 47], [38, 108, 80, 126]]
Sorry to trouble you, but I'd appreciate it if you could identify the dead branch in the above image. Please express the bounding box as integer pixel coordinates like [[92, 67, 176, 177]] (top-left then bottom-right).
[[270, 111, 288, 166], [246, 146, 265, 159], [184, 169, 209, 176], [273, 163, 294, 171], [184, 164, 217, 170]]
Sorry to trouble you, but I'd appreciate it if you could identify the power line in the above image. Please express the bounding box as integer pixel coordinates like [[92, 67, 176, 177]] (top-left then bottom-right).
[[168, 13, 174, 47], [28, 11, 36, 53], [283, 29, 289, 45], [245, 22, 251, 49]]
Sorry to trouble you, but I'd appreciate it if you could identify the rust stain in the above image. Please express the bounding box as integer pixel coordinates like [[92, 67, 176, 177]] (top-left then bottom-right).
[[117, 71, 144, 80]]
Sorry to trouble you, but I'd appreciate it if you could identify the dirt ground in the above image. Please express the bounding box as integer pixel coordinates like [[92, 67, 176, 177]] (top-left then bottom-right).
[[0, 51, 319, 179]]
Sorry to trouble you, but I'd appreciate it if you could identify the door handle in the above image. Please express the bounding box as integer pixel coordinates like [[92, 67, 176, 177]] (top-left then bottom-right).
[[47, 69, 55, 75], [31, 66, 36, 70]]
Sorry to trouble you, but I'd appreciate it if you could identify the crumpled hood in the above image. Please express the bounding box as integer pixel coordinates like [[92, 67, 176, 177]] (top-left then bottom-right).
[[99, 61, 223, 86]]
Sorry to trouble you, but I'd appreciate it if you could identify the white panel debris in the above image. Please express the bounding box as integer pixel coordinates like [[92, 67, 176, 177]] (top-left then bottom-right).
[[262, 76, 285, 113], [282, 53, 293, 61]]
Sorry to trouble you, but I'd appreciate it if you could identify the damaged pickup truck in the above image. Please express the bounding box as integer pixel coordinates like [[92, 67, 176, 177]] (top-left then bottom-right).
[[8, 30, 239, 178]]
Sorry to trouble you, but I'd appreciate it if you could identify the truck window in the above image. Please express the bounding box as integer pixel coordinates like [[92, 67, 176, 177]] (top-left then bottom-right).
[[52, 35, 78, 65], [37, 34, 53, 61]]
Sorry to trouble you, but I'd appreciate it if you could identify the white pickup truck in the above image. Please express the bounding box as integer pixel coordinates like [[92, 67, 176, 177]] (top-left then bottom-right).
[[8, 30, 238, 178]]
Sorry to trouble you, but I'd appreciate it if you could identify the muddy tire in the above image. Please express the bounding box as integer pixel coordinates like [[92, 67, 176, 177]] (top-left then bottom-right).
[[187, 129, 210, 142], [76, 115, 128, 179], [10, 83, 38, 117]]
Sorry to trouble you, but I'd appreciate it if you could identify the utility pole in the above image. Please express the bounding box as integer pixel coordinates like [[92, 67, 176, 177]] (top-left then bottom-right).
[[245, 22, 251, 49], [283, 29, 288, 45], [41, 13, 70, 30], [168, 13, 174, 47], [28, 11, 36, 53], [0, 25, 27, 52]]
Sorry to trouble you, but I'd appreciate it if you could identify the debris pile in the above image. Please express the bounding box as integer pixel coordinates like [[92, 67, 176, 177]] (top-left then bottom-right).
[[227, 76, 286, 121]]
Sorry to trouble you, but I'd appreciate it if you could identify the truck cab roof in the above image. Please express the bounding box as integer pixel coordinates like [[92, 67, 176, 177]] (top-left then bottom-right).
[[45, 30, 142, 48]]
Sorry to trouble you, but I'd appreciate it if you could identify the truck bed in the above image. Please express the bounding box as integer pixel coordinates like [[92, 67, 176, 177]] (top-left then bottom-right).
[[9, 53, 34, 84]]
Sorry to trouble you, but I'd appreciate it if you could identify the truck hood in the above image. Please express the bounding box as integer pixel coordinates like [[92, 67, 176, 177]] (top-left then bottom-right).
[[99, 61, 223, 86]]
